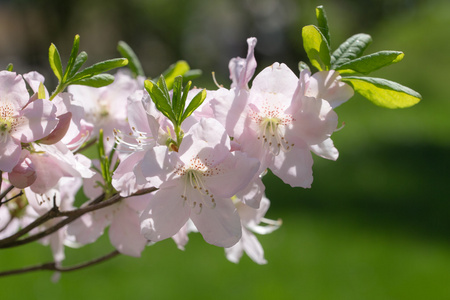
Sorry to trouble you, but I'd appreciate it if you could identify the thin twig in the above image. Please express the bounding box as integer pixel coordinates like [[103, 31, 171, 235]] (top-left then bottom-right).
[[0, 190, 24, 206], [0, 185, 14, 205], [0, 250, 120, 277], [0, 187, 157, 249]]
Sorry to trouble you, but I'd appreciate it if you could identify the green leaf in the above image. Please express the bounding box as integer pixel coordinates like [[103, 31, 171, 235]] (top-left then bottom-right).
[[144, 79, 176, 122], [117, 41, 145, 77], [156, 75, 170, 103], [162, 60, 190, 90], [342, 76, 421, 108], [71, 74, 115, 87], [179, 80, 192, 122], [172, 76, 184, 122], [298, 61, 310, 73], [49, 43, 64, 82], [38, 82, 46, 99], [68, 58, 128, 83], [63, 34, 80, 82], [181, 89, 206, 122], [337, 51, 404, 75], [331, 33, 372, 68], [182, 69, 202, 81], [5, 63, 13, 72], [302, 25, 331, 71], [68, 51, 88, 78], [315, 6, 330, 46]]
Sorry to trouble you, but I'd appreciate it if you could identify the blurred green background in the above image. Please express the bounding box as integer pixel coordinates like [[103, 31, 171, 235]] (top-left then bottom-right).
[[1, 0, 449, 299]]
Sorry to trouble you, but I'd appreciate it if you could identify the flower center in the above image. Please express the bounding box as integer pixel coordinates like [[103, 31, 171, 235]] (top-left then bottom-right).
[[250, 107, 295, 155], [175, 156, 217, 213], [0, 102, 18, 142]]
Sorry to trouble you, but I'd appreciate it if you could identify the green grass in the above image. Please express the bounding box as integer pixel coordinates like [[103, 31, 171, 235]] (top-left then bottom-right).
[[1, 211, 449, 300]]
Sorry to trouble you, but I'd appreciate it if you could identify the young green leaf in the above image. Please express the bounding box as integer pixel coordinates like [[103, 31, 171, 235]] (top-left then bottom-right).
[[49, 43, 64, 82], [342, 76, 421, 108], [156, 75, 171, 102], [71, 74, 115, 87], [68, 58, 128, 83], [179, 80, 192, 120], [5, 63, 13, 72], [38, 83, 46, 99], [162, 60, 190, 90], [315, 5, 330, 46], [181, 89, 206, 122], [182, 69, 202, 81], [298, 61, 310, 72], [63, 34, 81, 82], [67, 51, 88, 78], [337, 51, 404, 75], [331, 33, 372, 69], [144, 79, 176, 122], [117, 41, 145, 78], [302, 25, 331, 71], [172, 76, 184, 122]]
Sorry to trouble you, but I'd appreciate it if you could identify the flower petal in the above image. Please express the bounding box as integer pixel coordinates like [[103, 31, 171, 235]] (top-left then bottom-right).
[[190, 196, 241, 247], [140, 182, 191, 243]]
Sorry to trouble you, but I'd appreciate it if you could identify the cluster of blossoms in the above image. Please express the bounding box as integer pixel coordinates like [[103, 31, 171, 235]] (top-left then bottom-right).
[[0, 37, 353, 267]]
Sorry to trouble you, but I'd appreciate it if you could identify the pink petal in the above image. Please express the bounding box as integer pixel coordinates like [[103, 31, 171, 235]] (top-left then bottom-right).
[[140, 182, 191, 243], [307, 71, 354, 108], [0, 71, 29, 108], [109, 202, 147, 257], [271, 146, 314, 188], [15, 99, 58, 143], [206, 151, 260, 198], [0, 135, 22, 172], [190, 196, 241, 247], [310, 138, 339, 160]]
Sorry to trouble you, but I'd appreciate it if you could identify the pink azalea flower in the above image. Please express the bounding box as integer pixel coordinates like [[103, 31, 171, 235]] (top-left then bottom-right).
[[0, 71, 58, 172], [68, 71, 143, 152], [225, 195, 281, 264], [23, 177, 81, 266], [112, 89, 196, 193], [210, 38, 353, 188], [11, 142, 94, 194], [68, 163, 150, 257], [23, 71, 94, 151], [139, 118, 260, 247]]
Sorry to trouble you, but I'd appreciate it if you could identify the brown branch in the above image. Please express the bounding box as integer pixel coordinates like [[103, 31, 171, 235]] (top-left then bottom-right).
[[0, 185, 15, 204], [0, 187, 157, 249], [0, 250, 120, 277]]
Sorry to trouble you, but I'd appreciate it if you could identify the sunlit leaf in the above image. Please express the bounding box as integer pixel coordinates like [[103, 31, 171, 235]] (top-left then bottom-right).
[[63, 34, 81, 82], [144, 79, 176, 122], [182, 69, 202, 82], [343, 76, 421, 108], [162, 60, 190, 89], [172, 76, 184, 122], [67, 51, 88, 78], [71, 74, 115, 87], [49, 43, 64, 82], [68, 58, 128, 83], [337, 51, 404, 75], [316, 5, 330, 46], [181, 89, 206, 122], [302, 25, 330, 71], [331, 33, 372, 68], [38, 82, 46, 99]]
